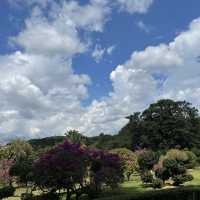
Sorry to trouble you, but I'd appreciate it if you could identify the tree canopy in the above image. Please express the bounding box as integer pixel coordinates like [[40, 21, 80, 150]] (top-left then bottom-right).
[[120, 99, 200, 151]]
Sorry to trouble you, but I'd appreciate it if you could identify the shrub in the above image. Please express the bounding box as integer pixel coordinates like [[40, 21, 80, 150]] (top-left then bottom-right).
[[110, 148, 138, 180], [0, 159, 13, 186], [165, 149, 197, 169], [154, 167, 170, 182], [152, 178, 163, 189], [140, 171, 153, 184], [172, 174, 193, 186], [137, 150, 159, 171], [154, 151, 194, 186], [32, 140, 88, 199], [89, 149, 124, 190], [21, 193, 33, 200], [0, 186, 15, 199], [32, 140, 123, 200], [163, 158, 186, 175], [184, 150, 197, 168], [24, 193, 59, 200]]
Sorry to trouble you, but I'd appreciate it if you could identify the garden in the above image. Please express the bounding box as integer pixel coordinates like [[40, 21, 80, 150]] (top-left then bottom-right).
[[1, 100, 200, 200]]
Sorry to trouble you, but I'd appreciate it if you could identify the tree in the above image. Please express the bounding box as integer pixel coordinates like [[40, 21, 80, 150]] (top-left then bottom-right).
[[137, 150, 159, 171], [122, 99, 200, 150], [6, 140, 33, 161], [9, 153, 36, 186], [110, 148, 138, 180], [154, 149, 194, 186], [32, 140, 88, 200], [89, 149, 123, 194], [65, 130, 86, 145], [0, 159, 13, 186], [32, 140, 123, 200]]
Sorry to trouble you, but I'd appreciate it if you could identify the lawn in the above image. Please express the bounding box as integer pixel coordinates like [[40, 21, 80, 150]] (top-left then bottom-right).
[[4, 167, 200, 200]]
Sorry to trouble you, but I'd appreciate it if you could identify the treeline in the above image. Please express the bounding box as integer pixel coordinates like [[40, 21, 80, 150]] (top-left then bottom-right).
[[29, 99, 200, 154]]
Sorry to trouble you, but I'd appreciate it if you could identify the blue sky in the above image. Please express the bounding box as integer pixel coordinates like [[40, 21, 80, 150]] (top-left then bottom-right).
[[0, 0, 200, 142]]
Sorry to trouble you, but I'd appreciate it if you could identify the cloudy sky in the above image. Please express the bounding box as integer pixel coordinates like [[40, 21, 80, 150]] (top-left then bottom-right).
[[0, 0, 200, 142]]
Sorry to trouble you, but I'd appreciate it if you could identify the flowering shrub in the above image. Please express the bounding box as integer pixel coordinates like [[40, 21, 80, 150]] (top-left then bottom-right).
[[111, 148, 138, 180], [89, 149, 123, 191], [32, 140, 88, 199], [32, 140, 123, 200], [0, 159, 13, 186]]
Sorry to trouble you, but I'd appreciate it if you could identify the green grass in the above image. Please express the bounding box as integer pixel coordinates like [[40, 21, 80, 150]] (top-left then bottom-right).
[[3, 167, 200, 200]]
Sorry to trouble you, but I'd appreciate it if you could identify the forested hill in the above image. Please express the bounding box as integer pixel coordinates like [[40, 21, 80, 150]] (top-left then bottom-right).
[[28, 99, 200, 152]]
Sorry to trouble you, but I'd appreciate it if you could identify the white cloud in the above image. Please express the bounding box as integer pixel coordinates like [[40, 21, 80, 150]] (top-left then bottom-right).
[[8, 0, 52, 8], [3, 0, 200, 142], [117, 0, 154, 14], [92, 44, 116, 63], [92, 45, 106, 63], [136, 20, 151, 33], [11, 0, 110, 57], [78, 17, 200, 135], [0, 0, 110, 142], [107, 45, 116, 55]]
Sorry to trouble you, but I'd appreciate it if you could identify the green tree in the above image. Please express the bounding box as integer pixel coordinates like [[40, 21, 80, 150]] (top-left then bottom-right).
[[65, 130, 86, 145], [7, 139, 33, 161], [122, 99, 200, 151]]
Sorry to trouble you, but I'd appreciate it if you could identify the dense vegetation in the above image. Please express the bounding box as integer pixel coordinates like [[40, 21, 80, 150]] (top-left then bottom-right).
[[1, 99, 200, 200]]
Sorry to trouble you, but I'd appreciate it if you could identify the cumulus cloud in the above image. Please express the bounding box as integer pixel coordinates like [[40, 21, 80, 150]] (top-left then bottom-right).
[[2, 0, 200, 142], [78, 17, 200, 135], [0, 0, 110, 142]]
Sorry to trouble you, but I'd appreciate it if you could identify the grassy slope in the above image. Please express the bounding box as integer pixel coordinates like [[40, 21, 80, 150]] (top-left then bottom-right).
[[4, 168, 200, 200]]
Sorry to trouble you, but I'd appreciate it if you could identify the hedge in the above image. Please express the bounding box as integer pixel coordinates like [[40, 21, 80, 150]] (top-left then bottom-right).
[[0, 186, 15, 199], [95, 187, 200, 200]]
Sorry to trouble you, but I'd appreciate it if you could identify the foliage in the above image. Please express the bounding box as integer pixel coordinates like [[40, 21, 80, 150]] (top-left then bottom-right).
[[121, 99, 200, 151], [0, 185, 15, 199], [65, 130, 87, 145], [0, 159, 13, 186], [9, 153, 36, 185], [137, 150, 159, 171], [21, 193, 33, 200], [29, 136, 65, 149], [154, 152, 194, 186], [7, 139, 33, 161], [140, 171, 153, 184], [32, 140, 123, 199], [152, 178, 163, 189], [172, 174, 194, 186], [22, 192, 59, 200], [32, 140, 88, 199], [110, 148, 138, 180], [89, 149, 124, 191]]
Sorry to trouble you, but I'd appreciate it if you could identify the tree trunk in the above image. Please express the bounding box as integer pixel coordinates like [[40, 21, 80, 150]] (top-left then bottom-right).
[[66, 189, 71, 200]]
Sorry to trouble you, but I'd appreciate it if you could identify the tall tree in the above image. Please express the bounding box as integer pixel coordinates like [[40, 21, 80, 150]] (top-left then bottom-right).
[[122, 99, 200, 151]]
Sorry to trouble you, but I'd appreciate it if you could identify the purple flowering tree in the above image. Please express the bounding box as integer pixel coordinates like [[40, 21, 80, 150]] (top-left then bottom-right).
[[32, 140, 123, 200], [88, 149, 124, 196], [33, 140, 88, 200]]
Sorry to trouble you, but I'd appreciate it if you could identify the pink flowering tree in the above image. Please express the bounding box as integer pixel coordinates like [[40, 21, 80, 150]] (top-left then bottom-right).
[[0, 159, 13, 186]]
